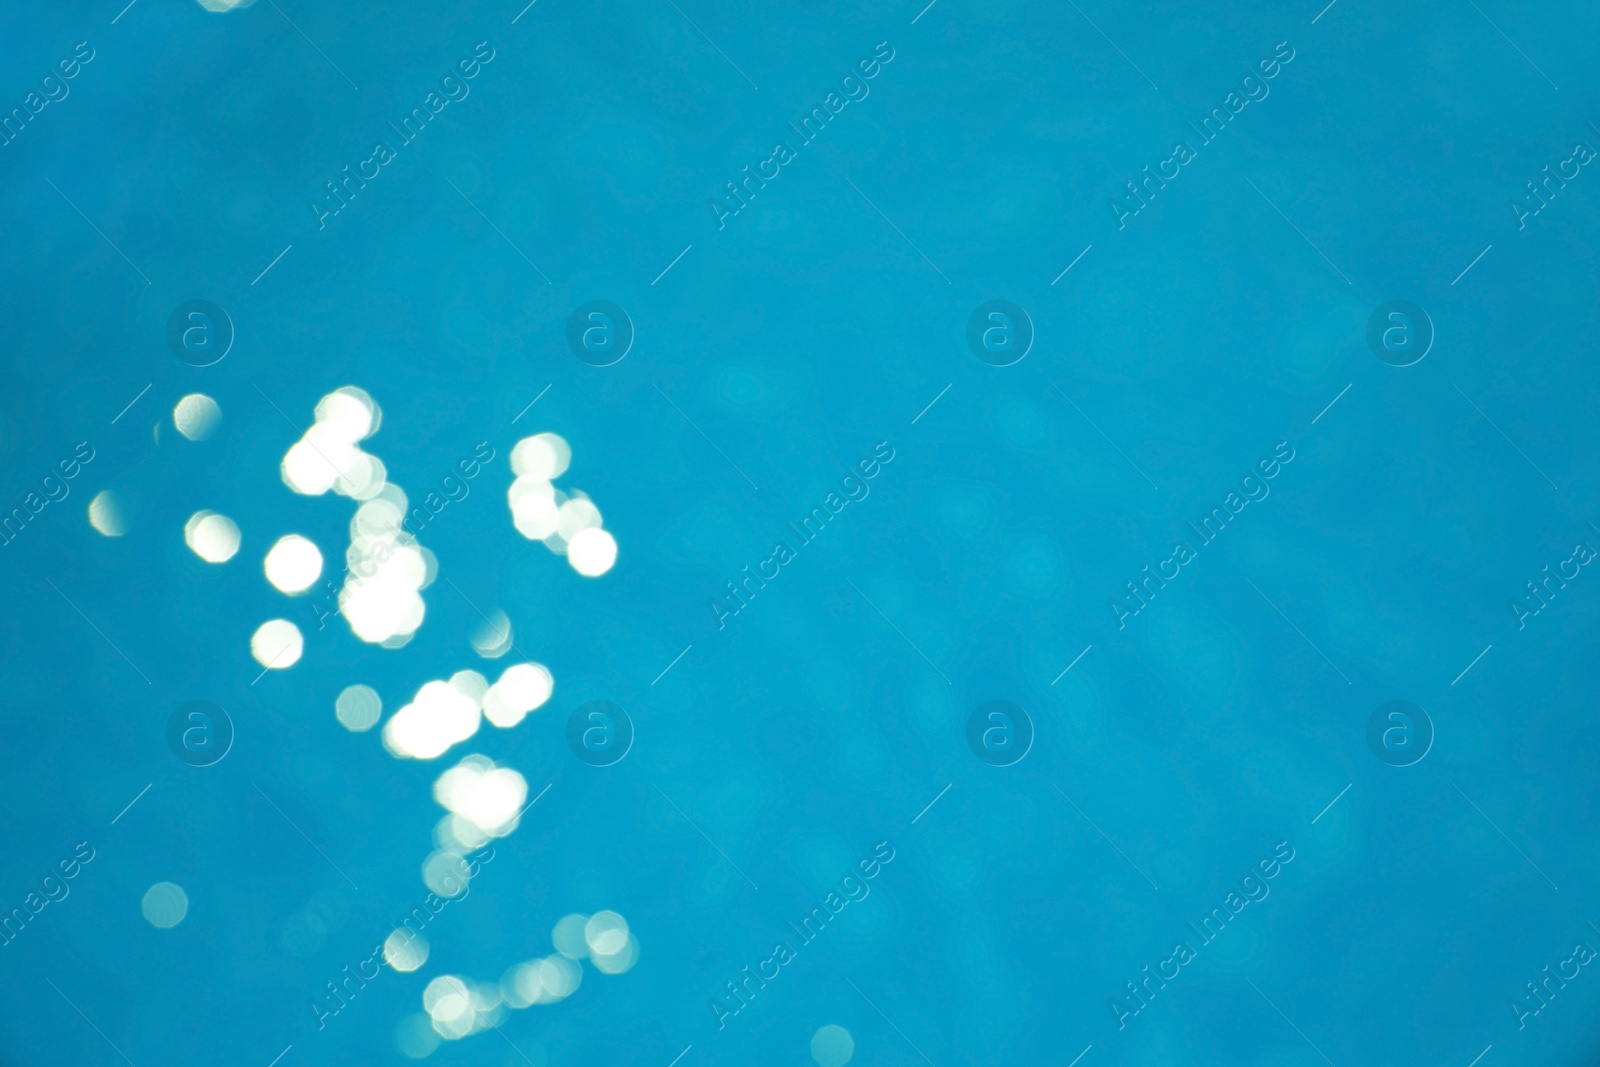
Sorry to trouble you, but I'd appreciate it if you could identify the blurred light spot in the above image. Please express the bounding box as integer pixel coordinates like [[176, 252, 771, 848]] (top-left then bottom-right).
[[556, 496, 602, 540], [435, 813, 490, 851], [449, 669, 488, 705], [340, 530, 429, 645], [173, 394, 221, 441], [552, 914, 589, 960], [590, 932, 639, 975], [281, 432, 356, 497], [382, 679, 481, 759], [88, 491, 125, 537], [196, 0, 259, 11], [315, 386, 380, 443], [141, 882, 189, 928], [584, 911, 629, 956], [482, 662, 553, 729], [500, 962, 537, 1009], [184, 510, 240, 563], [264, 533, 323, 594], [335, 684, 382, 732], [505, 955, 582, 1008], [510, 433, 571, 480], [251, 619, 304, 670], [394, 1012, 441, 1059], [385, 928, 430, 973], [433, 755, 527, 837], [280, 388, 384, 499], [811, 1025, 855, 1067], [508, 478, 559, 540], [567, 528, 617, 577], [421, 849, 473, 898], [353, 497, 404, 540], [592, 943, 635, 976], [422, 976, 464, 1015], [470, 609, 513, 659], [531, 955, 582, 1003], [425, 975, 477, 1039]]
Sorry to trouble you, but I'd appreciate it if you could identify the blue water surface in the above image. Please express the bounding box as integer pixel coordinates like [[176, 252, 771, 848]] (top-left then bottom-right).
[[3, 0, 1600, 1065]]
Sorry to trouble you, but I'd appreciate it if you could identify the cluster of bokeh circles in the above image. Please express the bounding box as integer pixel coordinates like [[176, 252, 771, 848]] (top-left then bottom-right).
[[375, 661, 554, 760], [506, 432, 618, 577], [92, 380, 646, 1050], [392, 910, 639, 1057]]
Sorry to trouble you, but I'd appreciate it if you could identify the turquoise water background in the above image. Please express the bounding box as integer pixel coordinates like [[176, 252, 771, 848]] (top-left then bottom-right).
[[3, 0, 1600, 1064]]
